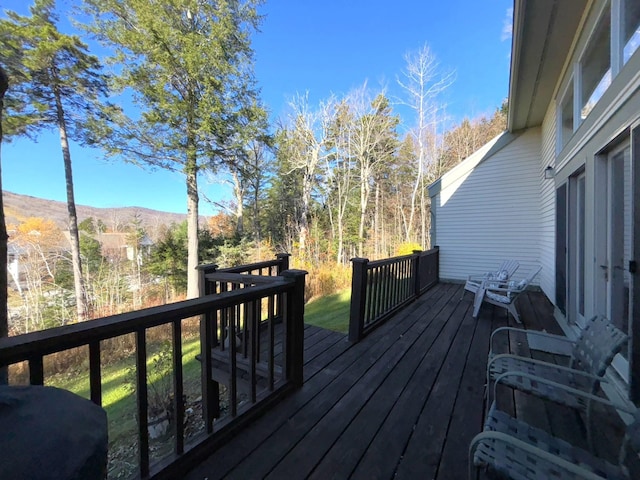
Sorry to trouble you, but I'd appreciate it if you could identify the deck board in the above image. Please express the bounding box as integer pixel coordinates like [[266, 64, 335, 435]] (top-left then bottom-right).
[[185, 283, 620, 480]]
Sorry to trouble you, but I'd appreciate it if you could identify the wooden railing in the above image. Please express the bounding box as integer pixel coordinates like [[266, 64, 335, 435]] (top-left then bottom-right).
[[0, 266, 306, 480], [197, 253, 290, 279], [197, 254, 291, 342], [348, 247, 439, 342]]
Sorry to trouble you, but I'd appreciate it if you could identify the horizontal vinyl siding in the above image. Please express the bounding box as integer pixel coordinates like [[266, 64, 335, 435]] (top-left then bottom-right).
[[436, 128, 542, 284], [539, 104, 557, 302]]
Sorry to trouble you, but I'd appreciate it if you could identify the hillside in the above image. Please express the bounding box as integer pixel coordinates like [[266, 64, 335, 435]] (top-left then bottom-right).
[[3, 191, 190, 238]]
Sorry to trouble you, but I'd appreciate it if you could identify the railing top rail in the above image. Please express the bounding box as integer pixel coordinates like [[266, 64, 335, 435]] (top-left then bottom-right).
[[363, 253, 416, 268], [0, 278, 293, 366], [197, 257, 286, 275], [204, 272, 285, 285], [220, 259, 282, 273], [417, 246, 439, 256]]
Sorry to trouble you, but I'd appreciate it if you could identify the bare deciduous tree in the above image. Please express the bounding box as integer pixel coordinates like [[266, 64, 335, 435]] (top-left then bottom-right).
[[348, 84, 398, 257], [397, 44, 454, 246]]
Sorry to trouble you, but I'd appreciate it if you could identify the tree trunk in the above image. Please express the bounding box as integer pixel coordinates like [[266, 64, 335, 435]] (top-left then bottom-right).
[[54, 86, 88, 321], [0, 66, 9, 383], [299, 155, 315, 260], [185, 152, 199, 299], [358, 164, 370, 258], [232, 170, 244, 235]]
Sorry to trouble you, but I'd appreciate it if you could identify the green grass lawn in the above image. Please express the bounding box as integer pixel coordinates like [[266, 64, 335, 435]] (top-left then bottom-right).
[[304, 288, 351, 333]]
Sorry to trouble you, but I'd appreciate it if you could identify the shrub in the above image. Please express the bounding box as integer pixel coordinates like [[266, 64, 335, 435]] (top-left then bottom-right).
[[395, 242, 423, 256]]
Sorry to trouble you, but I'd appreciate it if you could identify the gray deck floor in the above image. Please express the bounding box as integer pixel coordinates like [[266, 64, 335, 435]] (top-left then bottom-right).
[[184, 282, 622, 480]]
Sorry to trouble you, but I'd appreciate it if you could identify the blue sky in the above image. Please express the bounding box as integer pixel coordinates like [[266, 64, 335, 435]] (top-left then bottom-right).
[[1, 0, 512, 216]]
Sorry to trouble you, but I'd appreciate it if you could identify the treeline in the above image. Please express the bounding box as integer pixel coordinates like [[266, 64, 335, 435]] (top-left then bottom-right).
[[249, 89, 507, 267], [1, 1, 505, 332]]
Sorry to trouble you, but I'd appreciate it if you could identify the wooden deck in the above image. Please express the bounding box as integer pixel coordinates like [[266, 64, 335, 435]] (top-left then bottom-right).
[[184, 282, 619, 480]]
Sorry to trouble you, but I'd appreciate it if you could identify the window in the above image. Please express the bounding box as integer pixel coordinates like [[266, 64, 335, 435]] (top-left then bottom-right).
[[559, 79, 574, 150], [623, 0, 640, 63], [581, 6, 611, 119]]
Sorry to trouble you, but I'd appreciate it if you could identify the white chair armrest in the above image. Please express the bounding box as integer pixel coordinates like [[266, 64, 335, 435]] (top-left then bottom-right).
[[492, 371, 635, 414], [487, 353, 608, 383], [489, 326, 574, 356]]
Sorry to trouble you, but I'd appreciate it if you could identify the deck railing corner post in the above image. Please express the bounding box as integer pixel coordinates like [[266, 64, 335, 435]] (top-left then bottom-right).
[[197, 263, 218, 297], [435, 245, 440, 283], [349, 258, 369, 343], [282, 269, 307, 388], [276, 253, 291, 274]]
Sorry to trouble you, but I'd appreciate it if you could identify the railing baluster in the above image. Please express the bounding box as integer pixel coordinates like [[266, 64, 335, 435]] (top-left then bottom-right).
[[255, 298, 262, 363], [229, 305, 237, 418], [200, 307, 215, 433], [135, 328, 149, 478], [89, 341, 102, 406], [392, 262, 399, 307], [385, 264, 391, 314], [365, 266, 374, 326], [172, 319, 184, 455], [374, 266, 382, 322], [29, 356, 44, 385], [249, 299, 257, 404], [364, 266, 372, 326], [268, 295, 275, 390]]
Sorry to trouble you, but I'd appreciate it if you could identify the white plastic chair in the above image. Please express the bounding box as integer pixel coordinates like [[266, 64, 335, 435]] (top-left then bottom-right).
[[463, 260, 519, 298], [472, 266, 541, 323]]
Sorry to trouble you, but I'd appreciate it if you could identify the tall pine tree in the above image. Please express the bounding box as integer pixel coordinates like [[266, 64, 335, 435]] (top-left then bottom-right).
[[84, 0, 265, 298], [1, 0, 109, 320]]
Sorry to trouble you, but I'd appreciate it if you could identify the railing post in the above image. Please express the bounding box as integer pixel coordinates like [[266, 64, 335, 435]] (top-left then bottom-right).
[[412, 250, 422, 299], [276, 253, 291, 274], [349, 258, 369, 343], [275, 254, 291, 322], [434, 245, 440, 283], [282, 269, 307, 388], [197, 263, 218, 297], [196, 263, 219, 430]]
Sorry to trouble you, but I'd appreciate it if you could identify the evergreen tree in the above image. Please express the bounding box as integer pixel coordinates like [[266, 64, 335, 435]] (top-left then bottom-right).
[[1, 0, 109, 320], [84, 0, 265, 298]]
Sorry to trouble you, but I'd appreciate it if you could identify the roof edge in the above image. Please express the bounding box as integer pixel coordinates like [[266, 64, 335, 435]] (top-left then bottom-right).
[[428, 130, 522, 198]]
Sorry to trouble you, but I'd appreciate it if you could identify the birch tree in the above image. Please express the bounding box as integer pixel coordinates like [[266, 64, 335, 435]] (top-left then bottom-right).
[[281, 94, 333, 260], [397, 44, 453, 246], [84, 0, 264, 298], [323, 99, 355, 264], [348, 86, 399, 257], [1, 0, 108, 320]]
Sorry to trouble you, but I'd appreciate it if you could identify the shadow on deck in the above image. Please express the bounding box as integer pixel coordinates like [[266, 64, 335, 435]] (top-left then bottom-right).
[[185, 282, 619, 479]]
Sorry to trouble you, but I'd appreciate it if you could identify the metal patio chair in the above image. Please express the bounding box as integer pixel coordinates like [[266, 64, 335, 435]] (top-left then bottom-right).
[[486, 315, 628, 445], [470, 373, 640, 480]]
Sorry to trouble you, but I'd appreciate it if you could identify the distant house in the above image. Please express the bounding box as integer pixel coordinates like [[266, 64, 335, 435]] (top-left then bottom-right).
[[93, 232, 154, 263], [60, 231, 154, 263], [7, 242, 26, 294], [429, 1, 640, 402]]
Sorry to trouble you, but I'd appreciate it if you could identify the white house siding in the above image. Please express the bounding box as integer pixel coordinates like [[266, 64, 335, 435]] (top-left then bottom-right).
[[538, 104, 557, 302], [431, 128, 542, 284]]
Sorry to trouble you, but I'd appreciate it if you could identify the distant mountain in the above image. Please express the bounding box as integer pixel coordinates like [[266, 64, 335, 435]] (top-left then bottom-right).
[[3, 191, 191, 238]]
